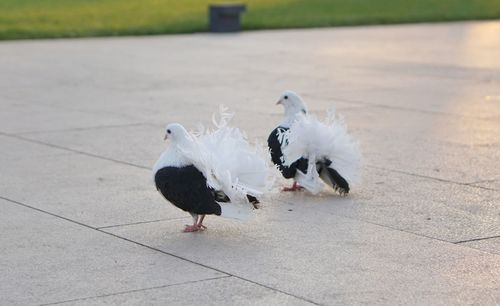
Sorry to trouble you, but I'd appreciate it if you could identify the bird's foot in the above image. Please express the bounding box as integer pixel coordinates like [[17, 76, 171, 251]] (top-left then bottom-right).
[[282, 185, 304, 192], [183, 224, 200, 232], [333, 185, 349, 196], [197, 224, 207, 230]]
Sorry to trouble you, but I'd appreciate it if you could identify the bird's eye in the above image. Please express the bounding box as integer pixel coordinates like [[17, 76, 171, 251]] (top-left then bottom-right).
[[284, 95, 288, 100], [167, 129, 171, 134]]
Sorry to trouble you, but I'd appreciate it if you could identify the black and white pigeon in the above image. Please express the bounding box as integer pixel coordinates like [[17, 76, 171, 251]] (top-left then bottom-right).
[[154, 112, 268, 232], [267, 90, 361, 195]]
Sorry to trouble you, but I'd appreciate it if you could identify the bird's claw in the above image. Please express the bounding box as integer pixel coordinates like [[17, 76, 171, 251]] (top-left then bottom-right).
[[183, 224, 200, 232], [282, 185, 304, 192], [183, 224, 207, 232], [333, 185, 349, 196]]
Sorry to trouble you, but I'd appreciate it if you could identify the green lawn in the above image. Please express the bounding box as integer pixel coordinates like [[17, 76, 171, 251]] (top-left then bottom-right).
[[1, 0, 500, 40]]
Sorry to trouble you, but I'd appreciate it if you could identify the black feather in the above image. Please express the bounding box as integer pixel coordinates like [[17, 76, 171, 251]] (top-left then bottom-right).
[[267, 126, 309, 179], [155, 166, 222, 215], [246, 195, 260, 209], [318, 160, 350, 195]]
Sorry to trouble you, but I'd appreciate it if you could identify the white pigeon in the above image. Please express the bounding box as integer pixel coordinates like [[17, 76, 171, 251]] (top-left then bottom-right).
[[267, 90, 361, 194], [153, 107, 270, 232]]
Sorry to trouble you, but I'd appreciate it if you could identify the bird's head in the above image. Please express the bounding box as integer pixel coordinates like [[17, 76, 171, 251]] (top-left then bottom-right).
[[163, 123, 192, 144], [276, 90, 307, 118]]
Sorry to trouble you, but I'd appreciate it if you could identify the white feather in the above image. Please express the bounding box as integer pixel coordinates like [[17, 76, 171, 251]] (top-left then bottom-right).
[[281, 108, 362, 193], [171, 106, 272, 220], [152, 146, 191, 177]]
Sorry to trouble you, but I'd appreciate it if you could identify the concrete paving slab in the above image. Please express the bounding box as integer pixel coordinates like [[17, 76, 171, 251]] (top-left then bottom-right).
[[0, 137, 186, 228], [16, 113, 278, 170], [0, 86, 233, 132], [327, 78, 500, 121], [472, 180, 500, 191], [18, 124, 162, 169], [340, 104, 500, 147], [0, 100, 137, 134], [4, 23, 499, 128], [0, 134, 70, 160], [353, 119, 500, 184], [56, 277, 314, 306], [322, 104, 500, 184], [5, 126, 498, 243], [460, 237, 500, 255], [16, 100, 499, 186], [1, 21, 500, 305], [275, 167, 500, 243], [104, 203, 500, 306], [0, 199, 225, 306]]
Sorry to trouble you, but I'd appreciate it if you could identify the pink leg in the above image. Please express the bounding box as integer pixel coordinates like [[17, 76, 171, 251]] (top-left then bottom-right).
[[282, 181, 304, 192], [197, 215, 207, 230], [183, 224, 199, 232], [183, 215, 200, 232]]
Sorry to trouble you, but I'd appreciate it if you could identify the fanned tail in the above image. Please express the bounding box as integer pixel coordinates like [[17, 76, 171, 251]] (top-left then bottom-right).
[[211, 104, 235, 129], [294, 154, 323, 194], [178, 105, 272, 217], [318, 163, 350, 195], [282, 108, 362, 193]]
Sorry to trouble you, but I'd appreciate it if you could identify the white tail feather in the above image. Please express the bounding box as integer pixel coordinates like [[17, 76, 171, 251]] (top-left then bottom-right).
[[294, 154, 323, 194], [282, 109, 362, 193], [177, 105, 272, 219]]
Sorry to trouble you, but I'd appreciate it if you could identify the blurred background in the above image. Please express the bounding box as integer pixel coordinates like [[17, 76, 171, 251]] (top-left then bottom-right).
[[1, 0, 500, 40]]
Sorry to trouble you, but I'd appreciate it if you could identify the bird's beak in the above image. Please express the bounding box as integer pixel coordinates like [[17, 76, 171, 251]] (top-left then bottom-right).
[[276, 100, 282, 105], [163, 134, 168, 141]]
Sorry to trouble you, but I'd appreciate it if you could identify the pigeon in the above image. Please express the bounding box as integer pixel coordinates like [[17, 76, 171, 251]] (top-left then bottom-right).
[[153, 108, 269, 232], [267, 90, 361, 195]]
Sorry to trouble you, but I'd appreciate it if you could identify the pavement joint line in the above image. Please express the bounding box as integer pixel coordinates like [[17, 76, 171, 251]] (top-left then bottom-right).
[[275, 196, 500, 255], [0, 132, 150, 170], [2, 130, 495, 193], [454, 235, 500, 244], [2, 129, 497, 194], [322, 95, 499, 121], [367, 164, 499, 191], [2, 129, 498, 195], [98, 229, 322, 306], [273, 198, 456, 246], [14, 122, 149, 136], [359, 56, 500, 82], [0, 92, 142, 120], [38, 275, 232, 306], [0, 195, 321, 306], [463, 183, 499, 192], [96, 217, 189, 230], [0, 195, 101, 231], [467, 178, 499, 187]]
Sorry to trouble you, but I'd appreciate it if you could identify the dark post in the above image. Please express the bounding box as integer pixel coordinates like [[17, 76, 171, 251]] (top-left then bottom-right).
[[209, 4, 246, 33]]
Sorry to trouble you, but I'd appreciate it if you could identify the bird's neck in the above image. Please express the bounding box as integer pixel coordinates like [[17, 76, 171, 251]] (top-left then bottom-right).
[[280, 111, 303, 128]]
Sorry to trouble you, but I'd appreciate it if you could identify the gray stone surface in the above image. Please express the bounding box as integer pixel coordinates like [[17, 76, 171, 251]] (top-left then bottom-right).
[[0, 99, 135, 134], [0, 21, 499, 305], [0, 199, 224, 306], [472, 180, 500, 191], [59, 277, 313, 306], [103, 206, 500, 306], [460, 237, 500, 255], [276, 167, 500, 243], [0, 137, 185, 228]]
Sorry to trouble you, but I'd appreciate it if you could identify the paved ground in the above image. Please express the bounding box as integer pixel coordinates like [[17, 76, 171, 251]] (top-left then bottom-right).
[[1, 21, 499, 305]]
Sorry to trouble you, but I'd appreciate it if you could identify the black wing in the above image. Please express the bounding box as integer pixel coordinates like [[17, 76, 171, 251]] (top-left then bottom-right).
[[267, 126, 308, 179], [155, 166, 221, 215], [318, 160, 350, 195]]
